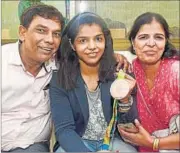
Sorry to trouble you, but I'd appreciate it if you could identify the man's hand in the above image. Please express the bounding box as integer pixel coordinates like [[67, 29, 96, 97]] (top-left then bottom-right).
[[114, 53, 132, 73]]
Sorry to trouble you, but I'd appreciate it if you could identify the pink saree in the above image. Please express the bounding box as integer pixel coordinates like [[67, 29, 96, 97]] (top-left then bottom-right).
[[133, 58, 180, 152]]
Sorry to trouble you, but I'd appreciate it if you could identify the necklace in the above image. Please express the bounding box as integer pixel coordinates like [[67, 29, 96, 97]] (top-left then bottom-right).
[[85, 83, 100, 103]]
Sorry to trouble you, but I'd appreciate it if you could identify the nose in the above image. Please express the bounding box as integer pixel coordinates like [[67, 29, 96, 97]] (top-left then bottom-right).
[[88, 40, 96, 51], [44, 33, 53, 44], [146, 37, 156, 47]]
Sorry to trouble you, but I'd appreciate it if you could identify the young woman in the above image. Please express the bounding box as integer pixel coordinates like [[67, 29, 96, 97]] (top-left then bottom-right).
[[49, 12, 137, 152]]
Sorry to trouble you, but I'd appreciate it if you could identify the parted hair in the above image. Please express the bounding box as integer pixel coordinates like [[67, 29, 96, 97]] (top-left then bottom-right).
[[128, 12, 179, 58], [56, 12, 117, 90]]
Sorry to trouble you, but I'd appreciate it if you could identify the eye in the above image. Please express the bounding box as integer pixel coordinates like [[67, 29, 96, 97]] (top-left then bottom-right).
[[36, 28, 45, 33], [155, 35, 165, 40], [96, 36, 103, 42], [138, 35, 148, 40], [79, 39, 87, 44], [53, 32, 61, 38]]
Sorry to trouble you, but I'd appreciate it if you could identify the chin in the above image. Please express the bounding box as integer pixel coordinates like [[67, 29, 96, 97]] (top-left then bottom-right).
[[141, 56, 160, 64], [85, 60, 100, 66], [144, 59, 161, 65], [87, 62, 99, 67], [39, 56, 52, 62]]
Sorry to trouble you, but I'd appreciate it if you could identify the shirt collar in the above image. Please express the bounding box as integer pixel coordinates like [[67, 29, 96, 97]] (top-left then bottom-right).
[[43, 59, 57, 73], [9, 41, 57, 73], [8, 41, 22, 66]]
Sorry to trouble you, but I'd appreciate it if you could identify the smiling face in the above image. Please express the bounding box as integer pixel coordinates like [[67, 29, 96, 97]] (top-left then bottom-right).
[[132, 19, 166, 65], [73, 23, 105, 67], [19, 15, 62, 64]]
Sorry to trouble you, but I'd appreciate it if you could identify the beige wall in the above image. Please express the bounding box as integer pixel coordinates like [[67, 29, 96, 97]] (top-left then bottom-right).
[[1, 1, 66, 39], [2, 1, 179, 50]]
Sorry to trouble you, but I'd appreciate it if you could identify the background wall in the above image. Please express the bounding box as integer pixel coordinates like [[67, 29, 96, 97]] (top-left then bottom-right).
[[2, 0, 179, 51], [75, 1, 180, 38], [1, 1, 66, 39]]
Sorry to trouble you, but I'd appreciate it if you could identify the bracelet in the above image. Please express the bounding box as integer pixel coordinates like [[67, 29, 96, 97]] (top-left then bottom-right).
[[118, 95, 133, 112], [153, 138, 160, 151]]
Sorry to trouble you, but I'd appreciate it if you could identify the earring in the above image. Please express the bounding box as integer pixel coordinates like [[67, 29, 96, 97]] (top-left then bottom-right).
[[68, 38, 75, 51]]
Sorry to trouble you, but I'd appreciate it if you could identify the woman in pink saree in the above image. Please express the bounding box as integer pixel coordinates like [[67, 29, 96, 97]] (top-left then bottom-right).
[[118, 12, 179, 152]]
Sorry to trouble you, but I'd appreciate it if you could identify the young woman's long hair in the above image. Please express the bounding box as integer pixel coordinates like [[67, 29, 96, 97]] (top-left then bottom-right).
[[56, 12, 117, 90]]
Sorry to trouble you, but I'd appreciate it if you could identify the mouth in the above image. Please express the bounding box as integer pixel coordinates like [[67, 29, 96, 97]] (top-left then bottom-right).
[[39, 46, 53, 53], [143, 50, 156, 55], [88, 52, 97, 57], [87, 51, 99, 57]]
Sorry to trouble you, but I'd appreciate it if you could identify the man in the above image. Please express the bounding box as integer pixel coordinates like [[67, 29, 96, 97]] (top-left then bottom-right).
[[2, 4, 64, 152], [2, 4, 130, 152]]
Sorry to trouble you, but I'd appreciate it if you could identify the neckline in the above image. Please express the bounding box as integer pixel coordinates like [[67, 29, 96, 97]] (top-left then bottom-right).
[[84, 82, 100, 93]]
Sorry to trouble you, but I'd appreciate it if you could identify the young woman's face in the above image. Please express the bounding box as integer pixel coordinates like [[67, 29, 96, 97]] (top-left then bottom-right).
[[132, 19, 166, 65], [73, 23, 105, 67]]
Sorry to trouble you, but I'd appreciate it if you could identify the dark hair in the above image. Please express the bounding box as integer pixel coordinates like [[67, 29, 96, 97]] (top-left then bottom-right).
[[56, 12, 117, 90], [128, 12, 178, 58], [20, 4, 65, 30]]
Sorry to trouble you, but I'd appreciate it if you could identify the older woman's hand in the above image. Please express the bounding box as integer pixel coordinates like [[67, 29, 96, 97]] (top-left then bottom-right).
[[118, 119, 154, 148]]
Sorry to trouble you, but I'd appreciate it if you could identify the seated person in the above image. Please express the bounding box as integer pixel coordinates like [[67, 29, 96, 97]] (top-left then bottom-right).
[[118, 12, 180, 152], [49, 12, 137, 152]]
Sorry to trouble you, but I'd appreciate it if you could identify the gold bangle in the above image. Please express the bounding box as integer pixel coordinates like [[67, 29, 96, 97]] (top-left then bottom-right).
[[153, 138, 157, 150], [153, 138, 160, 151]]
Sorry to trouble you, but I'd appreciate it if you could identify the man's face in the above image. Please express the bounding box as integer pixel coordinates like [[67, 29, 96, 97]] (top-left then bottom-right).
[[19, 16, 62, 64]]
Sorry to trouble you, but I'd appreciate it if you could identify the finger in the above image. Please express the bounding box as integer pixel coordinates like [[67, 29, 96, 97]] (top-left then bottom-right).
[[116, 59, 123, 72], [118, 123, 139, 133], [124, 128, 137, 133], [116, 63, 123, 72], [117, 126, 126, 131], [119, 128, 136, 138], [114, 54, 123, 71], [124, 126, 139, 133], [134, 119, 149, 135], [119, 129, 137, 144], [119, 129, 139, 146], [128, 64, 133, 73], [114, 72, 118, 78], [123, 59, 129, 73], [134, 119, 143, 129], [124, 73, 135, 81]]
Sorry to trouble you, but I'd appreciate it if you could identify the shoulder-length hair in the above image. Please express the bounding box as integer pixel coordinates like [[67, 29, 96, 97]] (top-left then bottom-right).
[[56, 12, 116, 90], [128, 12, 179, 58]]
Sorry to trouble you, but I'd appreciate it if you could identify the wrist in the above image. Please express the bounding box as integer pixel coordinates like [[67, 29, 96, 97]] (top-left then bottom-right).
[[120, 97, 129, 103], [152, 137, 160, 151], [118, 95, 133, 112], [148, 136, 154, 148]]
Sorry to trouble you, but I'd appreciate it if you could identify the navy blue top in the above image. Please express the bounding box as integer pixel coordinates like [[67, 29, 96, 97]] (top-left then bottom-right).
[[49, 72, 113, 152]]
